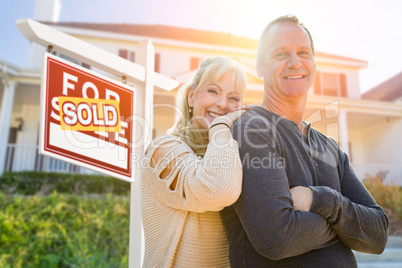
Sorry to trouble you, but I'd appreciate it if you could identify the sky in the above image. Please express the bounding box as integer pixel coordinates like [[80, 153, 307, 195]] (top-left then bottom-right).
[[1, 0, 401, 93]]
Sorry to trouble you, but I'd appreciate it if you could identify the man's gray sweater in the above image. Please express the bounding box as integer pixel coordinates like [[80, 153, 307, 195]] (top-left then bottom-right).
[[221, 106, 388, 267]]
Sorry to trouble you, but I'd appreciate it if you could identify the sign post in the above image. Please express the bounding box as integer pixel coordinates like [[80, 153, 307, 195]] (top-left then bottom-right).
[[16, 18, 179, 267]]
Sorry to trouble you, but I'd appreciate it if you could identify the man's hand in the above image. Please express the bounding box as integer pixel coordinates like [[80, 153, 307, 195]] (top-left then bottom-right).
[[290, 186, 313, 211]]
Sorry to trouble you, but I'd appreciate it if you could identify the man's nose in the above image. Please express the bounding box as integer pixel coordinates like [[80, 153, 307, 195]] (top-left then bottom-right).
[[287, 52, 302, 69]]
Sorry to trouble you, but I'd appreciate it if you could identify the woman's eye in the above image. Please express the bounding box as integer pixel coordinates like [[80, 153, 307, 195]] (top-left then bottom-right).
[[276, 52, 286, 57], [208, 89, 218, 94], [229, 97, 240, 102]]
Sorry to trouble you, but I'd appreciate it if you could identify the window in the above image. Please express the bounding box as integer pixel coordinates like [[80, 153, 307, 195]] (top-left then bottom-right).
[[81, 62, 91, 70], [119, 49, 158, 71], [8, 127, 18, 143], [57, 53, 79, 64], [154, 53, 161, 73], [314, 71, 347, 97], [56, 52, 91, 69], [190, 57, 201, 70], [322, 73, 338, 96], [118, 49, 135, 62], [129, 51, 135, 62], [118, 49, 128, 59]]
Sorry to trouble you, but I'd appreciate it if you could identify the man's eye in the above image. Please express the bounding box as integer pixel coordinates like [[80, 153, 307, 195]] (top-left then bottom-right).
[[276, 52, 286, 57], [299, 51, 310, 56]]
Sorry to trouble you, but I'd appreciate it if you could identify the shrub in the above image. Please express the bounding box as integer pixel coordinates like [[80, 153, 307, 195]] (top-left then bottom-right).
[[0, 191, 130, 267], [363, 172, 402, 220], [0, 171, 130, 196]]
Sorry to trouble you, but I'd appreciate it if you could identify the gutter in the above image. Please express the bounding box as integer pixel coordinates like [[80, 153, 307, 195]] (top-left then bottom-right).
[[0, 64, 10, 88]]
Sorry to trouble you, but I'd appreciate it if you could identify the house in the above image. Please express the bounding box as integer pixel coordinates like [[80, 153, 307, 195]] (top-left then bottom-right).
[[1, 0, 401, 184]]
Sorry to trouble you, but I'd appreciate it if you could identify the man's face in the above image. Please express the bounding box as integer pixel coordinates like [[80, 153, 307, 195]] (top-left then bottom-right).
[[257, 22, 316, 100]]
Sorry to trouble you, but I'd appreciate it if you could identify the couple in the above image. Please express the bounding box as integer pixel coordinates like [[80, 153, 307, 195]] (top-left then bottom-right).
[[140, 15, 388, 267]]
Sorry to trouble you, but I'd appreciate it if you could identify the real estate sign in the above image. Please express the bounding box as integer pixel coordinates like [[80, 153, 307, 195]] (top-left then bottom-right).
[[39, 52, 135, 182]]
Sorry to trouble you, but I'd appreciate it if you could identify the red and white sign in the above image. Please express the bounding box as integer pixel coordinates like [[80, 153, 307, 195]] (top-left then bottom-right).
[[39, 52, 135, 182]]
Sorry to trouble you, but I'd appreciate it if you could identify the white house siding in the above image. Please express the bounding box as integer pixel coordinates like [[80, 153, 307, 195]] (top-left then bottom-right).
[[361, 117, 402, 166], [348, 128, 364, 164], [152, 43, 255, 78], [346, 70, 361, 99], [16, 105, 40, 145], [13, 85, 40, 114], [153, 95, 176, 138], [13, 105, 40, 171], [156, 48, 197, 77]]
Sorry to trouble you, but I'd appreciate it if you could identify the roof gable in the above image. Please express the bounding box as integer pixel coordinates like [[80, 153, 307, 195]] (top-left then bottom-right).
[[362, 72, 402, 102]]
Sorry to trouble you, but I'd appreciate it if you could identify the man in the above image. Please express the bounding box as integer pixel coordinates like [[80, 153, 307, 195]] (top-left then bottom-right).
[[221, 15, 388, 267]]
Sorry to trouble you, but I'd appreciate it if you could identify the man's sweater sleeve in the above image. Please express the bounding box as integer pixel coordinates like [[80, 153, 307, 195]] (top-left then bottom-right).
[[309, 153, 388, 254], [232, 127, 337, 260]]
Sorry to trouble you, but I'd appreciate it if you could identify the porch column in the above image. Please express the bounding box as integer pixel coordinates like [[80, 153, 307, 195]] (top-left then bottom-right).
[[0, 80, 17, 175], [339, 110, 350, 157]]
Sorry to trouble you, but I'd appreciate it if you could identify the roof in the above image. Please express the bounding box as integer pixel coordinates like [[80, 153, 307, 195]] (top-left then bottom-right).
[[362, 72, 402, 102], [44, 22, 366, 64], [314, 51, 367, 65], [43, 22, 258, 49]]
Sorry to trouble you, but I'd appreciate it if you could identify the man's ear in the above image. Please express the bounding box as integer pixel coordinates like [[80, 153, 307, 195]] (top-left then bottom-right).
[[187, 87, 195, 107], [256, 62, 264, 78]]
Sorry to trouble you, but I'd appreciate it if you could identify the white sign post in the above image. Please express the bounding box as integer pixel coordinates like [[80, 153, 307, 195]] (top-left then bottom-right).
[[16, 18, 179, 267]]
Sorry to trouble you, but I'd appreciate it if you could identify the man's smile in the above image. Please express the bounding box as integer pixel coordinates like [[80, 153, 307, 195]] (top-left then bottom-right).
[[284, 75, 305, 79]]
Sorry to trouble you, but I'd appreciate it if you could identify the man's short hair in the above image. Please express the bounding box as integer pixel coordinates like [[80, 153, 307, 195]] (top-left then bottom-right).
[[256, 14, 315, 64]]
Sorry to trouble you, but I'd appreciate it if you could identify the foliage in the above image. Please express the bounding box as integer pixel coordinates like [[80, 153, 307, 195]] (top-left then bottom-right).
[[0, 191, 130, 268], [363, 171, 402, 220], [0, 171, 130, 196]]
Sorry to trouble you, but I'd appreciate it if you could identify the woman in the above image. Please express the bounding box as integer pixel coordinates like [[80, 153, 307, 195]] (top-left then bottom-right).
[[141, 56, 248, 267]]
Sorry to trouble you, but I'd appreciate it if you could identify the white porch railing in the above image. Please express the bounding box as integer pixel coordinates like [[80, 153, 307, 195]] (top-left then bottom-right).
[[4, 144, 402, 185], [353, 162, 402, 186], [4, 144, 96, 174]]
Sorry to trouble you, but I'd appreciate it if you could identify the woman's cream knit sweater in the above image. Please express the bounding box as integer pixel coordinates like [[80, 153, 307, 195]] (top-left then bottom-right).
[[140, 134, 242, 267]]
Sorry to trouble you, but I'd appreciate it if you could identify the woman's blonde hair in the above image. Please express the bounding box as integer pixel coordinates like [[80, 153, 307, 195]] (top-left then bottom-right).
[[167, 56, 247, 156]]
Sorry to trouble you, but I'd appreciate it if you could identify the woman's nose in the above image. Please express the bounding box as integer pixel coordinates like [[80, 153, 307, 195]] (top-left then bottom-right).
[[216, 96, 228, 109]]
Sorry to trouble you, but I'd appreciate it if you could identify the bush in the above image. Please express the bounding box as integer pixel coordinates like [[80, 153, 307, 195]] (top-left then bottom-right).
[[0, 191, 130, 268], [0, 171, 130, 196], [363, 172, 402, 220]]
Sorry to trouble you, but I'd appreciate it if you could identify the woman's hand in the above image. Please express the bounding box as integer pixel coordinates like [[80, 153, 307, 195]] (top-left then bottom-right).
[[209, 103, 257, 130]]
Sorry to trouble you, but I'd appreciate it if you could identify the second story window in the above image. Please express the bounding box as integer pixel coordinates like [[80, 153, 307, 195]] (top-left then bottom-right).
[[118, 49, 135, 62], [190, 57, 201, 70], [314, 71, 347, 97], [119, 49, 159, 72], [56, 52, 91, 69], [322, 73, 338, 96], [155, 53, 160, 73]]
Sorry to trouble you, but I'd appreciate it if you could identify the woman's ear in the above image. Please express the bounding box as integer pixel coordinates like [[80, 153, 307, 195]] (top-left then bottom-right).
[[187, 87, 195, 108]]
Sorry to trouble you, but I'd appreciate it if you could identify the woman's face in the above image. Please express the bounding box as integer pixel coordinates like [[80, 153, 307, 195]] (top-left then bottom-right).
[[188, 73, 243, 129]]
